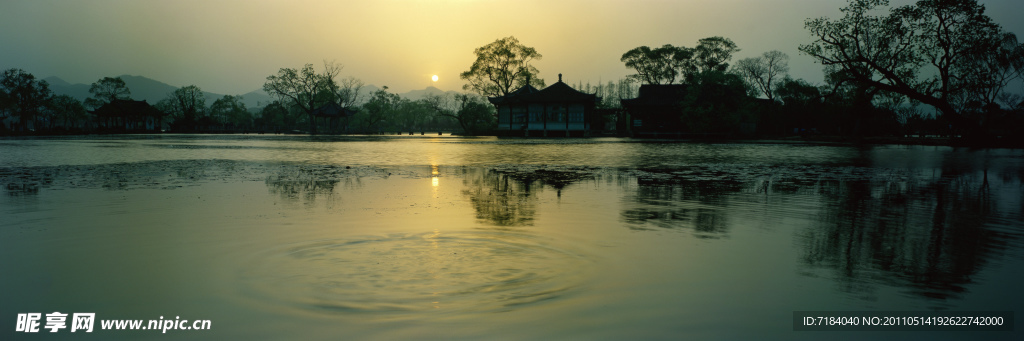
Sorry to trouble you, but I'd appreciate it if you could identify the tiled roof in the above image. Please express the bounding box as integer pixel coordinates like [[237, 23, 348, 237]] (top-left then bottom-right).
[[89, 99, 165, 118], [489, 76, 598, 105], [620, 84, 689, 107]]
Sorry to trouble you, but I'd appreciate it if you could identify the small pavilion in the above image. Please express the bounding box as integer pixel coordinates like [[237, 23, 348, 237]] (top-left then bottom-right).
[[488, 74, 599, 137], [311, 102, 357, 133], [90, 99, 166, 132]]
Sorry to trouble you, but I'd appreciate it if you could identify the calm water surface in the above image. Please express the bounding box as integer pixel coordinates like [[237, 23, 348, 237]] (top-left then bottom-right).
[[2, 135, 1022, 340]]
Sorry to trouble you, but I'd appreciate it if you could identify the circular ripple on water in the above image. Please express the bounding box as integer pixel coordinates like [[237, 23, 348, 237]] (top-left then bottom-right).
[[238, 231, 595, 317]]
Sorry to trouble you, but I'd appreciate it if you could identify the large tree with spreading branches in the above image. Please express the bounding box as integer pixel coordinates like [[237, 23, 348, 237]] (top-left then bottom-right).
[[460, 36, 545, 97], [800, 0, 1024, 135]]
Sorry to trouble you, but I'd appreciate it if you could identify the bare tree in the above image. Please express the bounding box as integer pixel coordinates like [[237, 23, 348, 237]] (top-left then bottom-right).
[[319, 61, 364, 108], [963, 32, 1024, 107], [336, 76, 365, 107], [734, 50, 790, 101]]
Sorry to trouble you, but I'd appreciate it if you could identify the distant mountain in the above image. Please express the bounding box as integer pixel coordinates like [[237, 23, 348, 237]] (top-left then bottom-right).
[[45, 75, 270, 109], [42, 76, 71, 87], [238, 89, 274, 108], [43, 76, 91, 101], [400, 86, 463, 101], [119, 75, 221, 106], [362, 84, 382, 96], [353, 85, 464, 102]]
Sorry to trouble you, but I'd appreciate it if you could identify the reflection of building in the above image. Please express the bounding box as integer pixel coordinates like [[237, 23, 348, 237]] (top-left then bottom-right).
[[619, 84, 688, 136], [90, 99, 167, 132], [489, 74, 599, 137]]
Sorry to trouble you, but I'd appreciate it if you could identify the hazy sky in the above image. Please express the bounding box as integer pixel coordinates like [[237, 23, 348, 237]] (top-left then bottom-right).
[[2, 0, 1023, 95]]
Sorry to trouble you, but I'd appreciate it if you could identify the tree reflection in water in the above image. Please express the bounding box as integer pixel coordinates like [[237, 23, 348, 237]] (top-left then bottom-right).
[[618, 162, 1022, 302], [262, 164, 390, 207], [802, 169, 1017, 301], [266, 177, 341, 206], [265, 170, 352, 207], [460, 166, 595, 227], [621, 171, 743, 238], [460, 168, 537, 227]]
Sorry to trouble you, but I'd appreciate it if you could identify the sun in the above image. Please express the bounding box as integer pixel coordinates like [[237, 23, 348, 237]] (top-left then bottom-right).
[[431, 75, 438, 82]]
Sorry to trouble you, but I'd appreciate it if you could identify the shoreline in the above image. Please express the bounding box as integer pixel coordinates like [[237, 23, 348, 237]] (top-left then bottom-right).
[[3, 131, 1023, 148]]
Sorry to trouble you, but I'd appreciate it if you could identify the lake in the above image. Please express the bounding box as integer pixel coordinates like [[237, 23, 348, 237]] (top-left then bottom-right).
[[2, 135, 1022, 340]]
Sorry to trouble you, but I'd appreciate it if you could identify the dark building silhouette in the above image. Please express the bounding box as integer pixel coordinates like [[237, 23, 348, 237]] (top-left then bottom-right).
[[89, 99, 166, 132], [489, 74, 600, 137], [619, 84, 689, 136], [620, 84, 760, 137]]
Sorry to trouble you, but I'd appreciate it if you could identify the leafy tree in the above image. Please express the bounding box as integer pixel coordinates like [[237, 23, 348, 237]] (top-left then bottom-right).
[[678, 71, 752, 134], [263, 62, 343, 134], [621, 37, 736, 85], [0, 68, 52, 131], [800, 0, 1023, 136], [425, 93, 495, 135], [453, 95, 496, 135], [620, 44, 695, 85], [256, 101, 291, 132], [694, 37, 740, 73], [774, 77, 821, 107], [392, 99, 433, 131], [209, 95, 249, 128], [460, 36, 545, 97], [0, 87, 10, 126], [357, 86, 402, 131], [161, 85, 206, 131], [770, 77, 828, 134], [733, 50, 789, 101], [46, 94, 87, 130], [85, 76, 131, 109]]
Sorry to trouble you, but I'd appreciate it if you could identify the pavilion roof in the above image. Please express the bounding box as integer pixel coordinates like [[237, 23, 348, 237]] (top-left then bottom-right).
[[620, 84, 689, 108], [488, 74, 598, 105], [89, 99, 166, 118], [311, 102, 357, 117]]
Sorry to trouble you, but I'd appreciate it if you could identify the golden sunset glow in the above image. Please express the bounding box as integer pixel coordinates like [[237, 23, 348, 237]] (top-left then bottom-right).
[[431, 164, 440, 187], [1, 0, 1021, 95], [432, 75, 439, 82]]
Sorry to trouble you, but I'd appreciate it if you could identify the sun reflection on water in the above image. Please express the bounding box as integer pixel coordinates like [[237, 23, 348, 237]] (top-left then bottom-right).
[[431, 164, 440, 189]]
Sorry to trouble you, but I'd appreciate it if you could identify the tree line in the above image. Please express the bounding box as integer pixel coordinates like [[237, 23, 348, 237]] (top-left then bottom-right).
[[454, 0, 1023, 142], [0, 65, 495, 135], [260, 61, 495, 135], [603, 0, 1023, 140], [0, 72, 261, 134], [3, 0, 1021, 141]]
